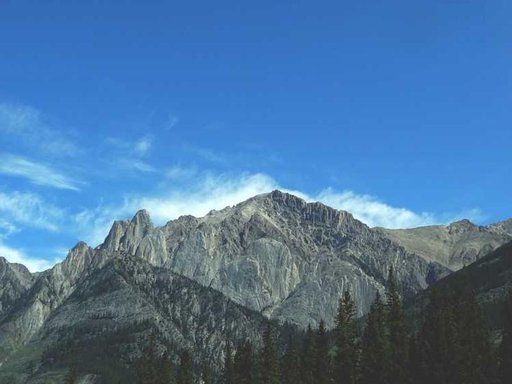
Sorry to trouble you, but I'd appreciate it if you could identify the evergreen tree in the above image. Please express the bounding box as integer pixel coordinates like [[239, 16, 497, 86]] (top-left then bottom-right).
[[201, 366, 212, 384], [234, 340, 254, 384], [223, 342, 234, 384], [136, 334, 161, 384], [261, 324, 280, 384], [386, 267, 408, 384], [360, 291, 388, 384], [176, 350, 194, 384], [158, 352, 173, 384], [135, 335, 173, 384], [334, 290, 357, 384], [300, 326, 316, 384], [500, 290, 512, 384], [281, 335, 302, 384], [418, 286, 459, 384], [455, 286, 493, 384], [64, 364, 77, 384], [418, 284, 492, 384], [407, 334, 422, 384], [314, 319, 330, 384]]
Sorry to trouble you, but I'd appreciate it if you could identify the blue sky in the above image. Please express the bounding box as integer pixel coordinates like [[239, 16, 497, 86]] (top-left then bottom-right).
[[0, 0, 510, 271]]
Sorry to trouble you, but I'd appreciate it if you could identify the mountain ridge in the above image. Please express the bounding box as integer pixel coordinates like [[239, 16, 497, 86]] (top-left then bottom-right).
[[0, 190, 510, 382], [2, 190, 510, 330]]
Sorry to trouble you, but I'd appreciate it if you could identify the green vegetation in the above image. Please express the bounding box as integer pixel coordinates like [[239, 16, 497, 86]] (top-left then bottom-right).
[[4, 267, 510, 383], [130, 267, 509, 384]]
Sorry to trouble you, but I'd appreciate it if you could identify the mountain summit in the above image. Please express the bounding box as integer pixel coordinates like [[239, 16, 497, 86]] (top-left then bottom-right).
[[0, 190, 510, 383], [83, 190, 449, 327]]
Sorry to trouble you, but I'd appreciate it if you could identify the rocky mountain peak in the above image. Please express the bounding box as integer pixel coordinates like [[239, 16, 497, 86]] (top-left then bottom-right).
[[447, 219, 479, 234], [60, 241, 95, 275], [131, 209, 153, 228], [125, 209, 154, 243], [72, 240, 89, 252], [242, 190, 360, 228], [100, 211, 153, 252], [0, 256, 32, 279], [0, 256, 34, 316], [488, 218, 512, 236], [255, 190, 308, 210], [101, 220, 129, 251]]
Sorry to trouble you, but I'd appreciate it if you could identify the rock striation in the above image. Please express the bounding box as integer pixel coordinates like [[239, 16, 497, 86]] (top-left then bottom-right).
[[96, 191, 447, 328], [0, 255, 271, 383], [0, 190, 510, 382], [0, 258, 34, 315]]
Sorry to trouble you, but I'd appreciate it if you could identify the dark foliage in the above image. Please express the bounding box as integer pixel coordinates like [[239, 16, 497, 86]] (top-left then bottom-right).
[[499, 290, 512, 383], [334, 290, 358, 384]]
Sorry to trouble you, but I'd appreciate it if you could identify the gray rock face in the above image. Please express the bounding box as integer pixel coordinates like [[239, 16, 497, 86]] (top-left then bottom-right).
[[0, 258, 34, 315], [488, 218, 512, 237], [0, 241, 101, 351], [98, 191, 446, 328], [0, 190, 509, 382], [379, 219, 512, 271], [0, 255, 270, 383]]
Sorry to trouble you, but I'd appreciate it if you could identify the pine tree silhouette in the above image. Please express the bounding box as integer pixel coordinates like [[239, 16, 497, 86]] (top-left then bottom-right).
[[334, 290, 358, 384]]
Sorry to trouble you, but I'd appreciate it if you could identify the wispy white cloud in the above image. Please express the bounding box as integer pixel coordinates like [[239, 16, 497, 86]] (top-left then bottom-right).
[[0, 154, 81, 191], [183, 144, 228, 165], [73, 173, 279, 246], [0, 103, 80, 156], [74, 172, 486, 247], [123, 159, 157, 173], [0, 190, 64, 231], [105, 136, 156, 173], [165, 165, 198, 180], [166, 115, 179, 130], [0, 242, 57, 272], [0, 219, 18, 239], [106, 135, 153, 157], [313, 190, 485, 228], [135, 173, 280, 223], [134, 136, 153, 156], [315, 189, 435, 228], [0, 190, 66, 271], [73, 206, 118, 247]]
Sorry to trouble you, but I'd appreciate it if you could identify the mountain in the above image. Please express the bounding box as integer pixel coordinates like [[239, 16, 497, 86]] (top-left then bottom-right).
[[0, 258, 34, 316], [0, 251, 273, 383], [407, 240, 512, 331], [489, 218, 512, 237], [0, 190, 510, 382], [378, 219, 512, 271], [96, 190, 451, 328]]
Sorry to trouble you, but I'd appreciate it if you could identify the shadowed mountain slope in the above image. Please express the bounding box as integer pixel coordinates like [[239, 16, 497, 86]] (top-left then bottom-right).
[[0, 254, 273, 383]]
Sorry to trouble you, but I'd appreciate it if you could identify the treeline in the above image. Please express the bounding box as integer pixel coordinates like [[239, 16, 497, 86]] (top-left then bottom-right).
[[133, 268, 512, 384]]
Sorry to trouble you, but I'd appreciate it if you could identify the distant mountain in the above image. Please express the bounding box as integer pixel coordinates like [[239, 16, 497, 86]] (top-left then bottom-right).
[[407, 240, 512, 331], [0, 190, 510, 382], [488, 218, 512, 237], [95, 190, 451, 328], [0, 252, 271, 383], [378, 219, 512, 271]]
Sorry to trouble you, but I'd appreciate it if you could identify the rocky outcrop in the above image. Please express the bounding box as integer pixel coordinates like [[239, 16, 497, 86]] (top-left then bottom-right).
[[379, 219, 512, 271], [0, 190, 509, 382], [96, 190, 447, 328], [0, 258, 33, 315], [0, 255, 271, 383], [488, 218, 512, 237]]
